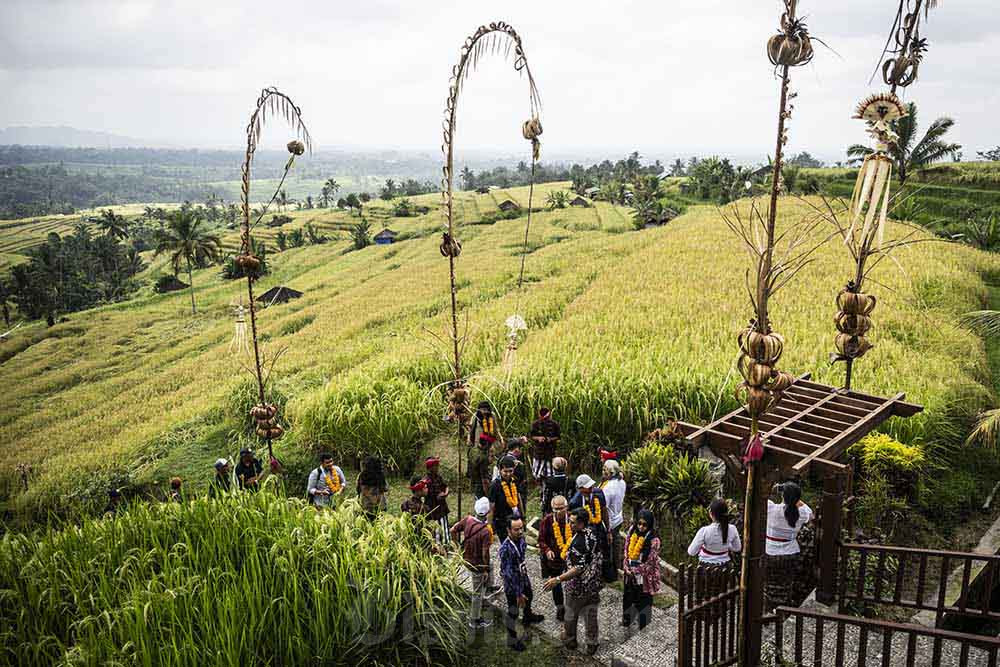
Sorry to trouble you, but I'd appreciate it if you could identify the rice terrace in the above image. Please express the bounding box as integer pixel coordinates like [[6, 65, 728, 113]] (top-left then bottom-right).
[[3, 2, 1000, 666]]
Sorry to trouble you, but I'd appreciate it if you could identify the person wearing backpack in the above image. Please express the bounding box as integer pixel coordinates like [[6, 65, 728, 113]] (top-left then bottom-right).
[[306, 453, 346, 509], [543, 507, 604, 656]]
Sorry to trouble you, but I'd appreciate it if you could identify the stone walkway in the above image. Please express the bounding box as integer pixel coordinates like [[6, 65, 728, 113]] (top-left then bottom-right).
[[458, 540, 683, 667]]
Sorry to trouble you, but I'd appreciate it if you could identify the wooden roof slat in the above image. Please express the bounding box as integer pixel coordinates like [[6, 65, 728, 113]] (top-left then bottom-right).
[[732, 414, 829, 446], [783, 389, 869, 418], [767, 405, 847, 435], [791, 392, 904, 474], [776, 397, 862, 425], [797, 378, 923, 417]]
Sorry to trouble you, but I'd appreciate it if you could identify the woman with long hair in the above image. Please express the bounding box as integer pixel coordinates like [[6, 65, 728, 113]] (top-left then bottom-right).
[[687, 498, 742, 565], [764, 481, 814, 607], [621, 509, 661, 630]]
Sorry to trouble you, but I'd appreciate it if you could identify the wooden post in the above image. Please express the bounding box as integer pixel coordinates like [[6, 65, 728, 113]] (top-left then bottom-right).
[[739, 461, 770, 667], [817, 472, 846, 604]]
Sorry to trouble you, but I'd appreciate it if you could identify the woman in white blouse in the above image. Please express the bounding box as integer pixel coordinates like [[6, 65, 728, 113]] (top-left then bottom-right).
[[764, 481, 813, 606], [687, 499, 741, 565]]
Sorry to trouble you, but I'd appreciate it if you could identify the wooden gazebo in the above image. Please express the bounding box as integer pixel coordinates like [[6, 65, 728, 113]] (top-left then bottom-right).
[[677, 373, 922, 662]]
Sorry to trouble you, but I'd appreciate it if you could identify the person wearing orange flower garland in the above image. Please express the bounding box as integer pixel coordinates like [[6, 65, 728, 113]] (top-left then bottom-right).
[[622, 509, 661, 630], [306, 453, 346, 509], [488, 456, 524, 543], [570, 474, 613, 582], [537, 494, 572, 621]]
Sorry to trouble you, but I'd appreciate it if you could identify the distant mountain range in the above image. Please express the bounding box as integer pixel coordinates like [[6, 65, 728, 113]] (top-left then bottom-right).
[[0, 126, 165, 148]]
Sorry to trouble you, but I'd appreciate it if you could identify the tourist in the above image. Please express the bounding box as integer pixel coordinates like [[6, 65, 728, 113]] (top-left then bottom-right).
[[356, 456, 388, 519], [537, 494, 573, 621], [468, 427, 493, 499], [687, 498, 741, 565], [765, 481, 814, 607], [235, 448, 263, 491], [306, 453, 346, 509], [542, 456, 573, 516], [168, 477, 183, 502], [488, 456, 524, 543], [450, 497, 497, 629], [423, 456, 451, 545], [499, 517, 545, 651], [543, 508, 603, 656], [622, 509, 661, 630], [529, 407, 560, 485], [103, 488, 124, 516], [600, 459, 627, 572], [469, 401, 499, 453], [493, 436, 528, 498], [210, 458, 232, 497], [570, 473, 613, 582], [401, 476, 429, 518], [597, 447, 619, 476]]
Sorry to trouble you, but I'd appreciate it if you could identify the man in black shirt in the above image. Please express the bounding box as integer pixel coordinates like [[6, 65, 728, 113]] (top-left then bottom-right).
[[542, 457, 573, 515], [210, 458, 232, 497], [488, 456, 524, 543], [529, 407, 560, 483], [235, 449, 263, 491]]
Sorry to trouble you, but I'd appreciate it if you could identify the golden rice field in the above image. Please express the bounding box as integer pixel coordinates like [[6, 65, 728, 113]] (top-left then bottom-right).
[[3, 182, 999, 517]]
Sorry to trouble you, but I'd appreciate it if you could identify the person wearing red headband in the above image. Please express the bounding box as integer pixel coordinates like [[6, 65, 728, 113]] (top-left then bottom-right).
[[468, 402, 499, 500], [401, 475, 429, 518], [530, 407, 560, 487], [424, 456, 451, 545]]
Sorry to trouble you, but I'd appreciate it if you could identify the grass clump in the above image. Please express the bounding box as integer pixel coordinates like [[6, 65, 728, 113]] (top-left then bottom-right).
[[0, 490, 467, 666]]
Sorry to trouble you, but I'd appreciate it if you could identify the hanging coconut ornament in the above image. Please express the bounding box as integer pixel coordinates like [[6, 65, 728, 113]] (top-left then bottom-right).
[[832, 282, 876, 364], [767, 13, 814, 67], [439, 232, 462, 258], [236, 253, 263, 280], [287, 140, 305, 156], [846, 93, 907, 250], [446, 381, 471, 427], [736, 321, 793, 421], [522, 117, 542, 161], [251, 403, 284, 441]]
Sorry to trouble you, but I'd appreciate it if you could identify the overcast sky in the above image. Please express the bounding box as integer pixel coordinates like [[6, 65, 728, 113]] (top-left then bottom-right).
[[1, 0, 997, 163]]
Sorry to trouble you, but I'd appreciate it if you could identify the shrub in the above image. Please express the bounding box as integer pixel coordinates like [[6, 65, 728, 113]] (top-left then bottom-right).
[[850, 433, 926, 500], [623, 443, 718, 522], [351, 220, 372, 250], [0, 491, 467, 666]]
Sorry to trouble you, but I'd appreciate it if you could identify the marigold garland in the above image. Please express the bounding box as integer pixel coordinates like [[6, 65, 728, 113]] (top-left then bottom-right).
[[585, 496, 602, 525], [501, 480, 519, 510], [324, 469, 342, 494], [553, 519, 572, 560], [627, 533, 646, 562]]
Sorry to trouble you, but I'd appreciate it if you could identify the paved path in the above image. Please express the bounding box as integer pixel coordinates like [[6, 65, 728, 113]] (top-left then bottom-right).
[[459, 541, 683, 667]]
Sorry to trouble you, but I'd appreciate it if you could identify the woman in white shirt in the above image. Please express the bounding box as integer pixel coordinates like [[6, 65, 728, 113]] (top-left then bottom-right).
[[764, 481, 813, 606], [687, 499, 741, 565]]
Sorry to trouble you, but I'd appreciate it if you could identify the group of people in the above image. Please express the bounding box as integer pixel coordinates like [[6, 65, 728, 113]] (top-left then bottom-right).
[[135, 402, 814, 655]]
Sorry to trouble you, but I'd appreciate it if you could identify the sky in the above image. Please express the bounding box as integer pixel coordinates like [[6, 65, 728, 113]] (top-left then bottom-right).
[[1, 0, 997, 164]]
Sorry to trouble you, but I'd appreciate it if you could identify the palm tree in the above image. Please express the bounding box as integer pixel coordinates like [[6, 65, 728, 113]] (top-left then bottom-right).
[[846, 102, 961, 185], [276, 190, 293, 212], [460, 167, 475, 191], [320, 178, 341, 208], [154, 210, 222, 314], [0, 279, 12, 327], [98, 209, 130, 240]]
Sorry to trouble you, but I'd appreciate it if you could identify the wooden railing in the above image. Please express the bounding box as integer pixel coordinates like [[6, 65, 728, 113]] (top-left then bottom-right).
[[838, 542, 1000, 626], [677, 563, 740, 667], [775, 606, 1000, 667]]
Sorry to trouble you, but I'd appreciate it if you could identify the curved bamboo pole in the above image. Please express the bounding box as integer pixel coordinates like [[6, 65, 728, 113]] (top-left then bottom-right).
[[238, 87, 311, 461], [439, 22, 540, 518]]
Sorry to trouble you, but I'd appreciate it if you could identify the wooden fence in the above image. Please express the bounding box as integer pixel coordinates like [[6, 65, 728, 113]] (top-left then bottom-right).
[[838, 542, 1000, 626], [774, 606, 1000, 667], [676, 563, 740, 667]]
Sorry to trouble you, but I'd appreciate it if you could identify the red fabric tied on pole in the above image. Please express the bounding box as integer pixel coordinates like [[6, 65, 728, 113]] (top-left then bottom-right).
[[743, 433, 764, 465]]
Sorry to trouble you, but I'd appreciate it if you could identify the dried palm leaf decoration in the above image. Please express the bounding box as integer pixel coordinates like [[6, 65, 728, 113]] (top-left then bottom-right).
[[237, 87, 311, 463]]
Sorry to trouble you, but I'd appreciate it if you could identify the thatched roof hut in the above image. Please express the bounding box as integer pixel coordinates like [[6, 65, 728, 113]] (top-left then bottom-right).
[[154, 275, 189, 293], [256, 286, 303, 305], [498, 200, 520, 212], [569, 196, 589, 207], [374, 228, 398, 245]]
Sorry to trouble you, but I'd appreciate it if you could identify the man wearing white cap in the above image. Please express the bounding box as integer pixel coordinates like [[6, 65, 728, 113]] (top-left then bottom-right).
[[451, 496, 496, 629], [210, 458, 231, 498]]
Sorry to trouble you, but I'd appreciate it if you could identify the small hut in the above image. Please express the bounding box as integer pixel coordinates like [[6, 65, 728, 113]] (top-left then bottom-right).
[[154, 275, 189, 293], [256, 286, 303, 305], [374, 228, 398, 245], [475, 186, 490, 194], [498, 200, 520, 212], [584, 187, 600, 199], [569, 196, 589, 207]]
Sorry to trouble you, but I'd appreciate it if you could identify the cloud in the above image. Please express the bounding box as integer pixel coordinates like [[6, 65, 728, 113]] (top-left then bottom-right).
[[1, 0, 996, 159]]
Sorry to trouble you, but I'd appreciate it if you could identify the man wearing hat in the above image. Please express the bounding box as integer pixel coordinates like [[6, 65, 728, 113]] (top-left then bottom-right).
[[451, 496, 496, 629], [468, 401, 499, 499], [570, 473, 613, 581], [529, 407, 560, 485], [210, 458, 232, 497], [235, 448, 263, 491], [401, 475, 429, 518], [423, 456, 451, 545]]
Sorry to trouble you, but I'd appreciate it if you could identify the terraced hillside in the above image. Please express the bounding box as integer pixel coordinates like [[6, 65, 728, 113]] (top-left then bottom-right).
[[2, 182, 998, 519]]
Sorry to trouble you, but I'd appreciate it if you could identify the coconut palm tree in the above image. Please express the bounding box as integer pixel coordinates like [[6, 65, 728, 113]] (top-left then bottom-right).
[[98, 209, 130, 240], [320, 179, 341, 208], [846, 102, 961, 185], [154, 210, 222, 314]]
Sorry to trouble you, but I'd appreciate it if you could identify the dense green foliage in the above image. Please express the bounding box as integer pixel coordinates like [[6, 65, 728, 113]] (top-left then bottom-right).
[[0, 491, 467, 666], [623, 443, 719, 522]]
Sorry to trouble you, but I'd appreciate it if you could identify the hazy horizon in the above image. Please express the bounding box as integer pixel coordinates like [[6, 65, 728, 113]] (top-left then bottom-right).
[[2, 1, 997, 162]]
